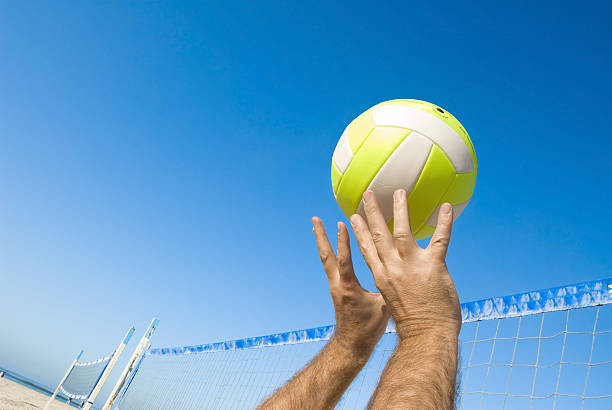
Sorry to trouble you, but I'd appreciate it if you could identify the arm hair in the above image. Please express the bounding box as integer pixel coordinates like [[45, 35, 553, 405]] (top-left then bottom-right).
[[368, 332, 459, 410], [259, 337, 368, 409]]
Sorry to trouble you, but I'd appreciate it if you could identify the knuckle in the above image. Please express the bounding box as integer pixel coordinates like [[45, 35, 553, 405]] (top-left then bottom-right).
[[332, 286, 354, 303], [338, 292, 358, 308], [365, 206, 379, 218], [374, 275, 389, 291], [393, 230, 411, 240], [320, 252, 332, 264], [338, 256, 351, 270], [359, 241, 373, 255], [371, 229, 386, 243], [431, 234, 449, 248], [389, 269, 404, 281]]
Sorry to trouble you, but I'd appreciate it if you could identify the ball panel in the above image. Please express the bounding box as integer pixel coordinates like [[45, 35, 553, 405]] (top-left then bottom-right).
[[375, 99, 477, 171], [407, 145, 455, 234], [335, 126, 411, 217], [372, 103, 474, 173], [331, 128, 353, 173], [347, 109, 376, 154], [439, 171, 476, 205], [331, 162, 342, 195], [354, 131, 433, 223]]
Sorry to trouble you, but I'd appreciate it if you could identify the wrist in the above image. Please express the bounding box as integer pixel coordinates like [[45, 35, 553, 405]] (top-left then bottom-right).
[[397, 327, 458, 348], [395, 320, 461, 343], [393, 315, 461, 341], [329, 335, 373, 365]]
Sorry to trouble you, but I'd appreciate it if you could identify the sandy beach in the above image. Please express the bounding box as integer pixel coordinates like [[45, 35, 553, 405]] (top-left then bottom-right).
[[0, 378, 72, 410]]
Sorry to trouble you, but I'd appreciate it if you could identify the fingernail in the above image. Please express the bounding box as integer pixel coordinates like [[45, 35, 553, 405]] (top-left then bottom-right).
[[394, 189, 404, 201], [441, 203, 452, 214], [363, 190, 373, 204]]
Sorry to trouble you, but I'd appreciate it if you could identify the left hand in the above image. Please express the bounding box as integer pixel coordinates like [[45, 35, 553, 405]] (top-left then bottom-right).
[[312, 217, 390, 358]]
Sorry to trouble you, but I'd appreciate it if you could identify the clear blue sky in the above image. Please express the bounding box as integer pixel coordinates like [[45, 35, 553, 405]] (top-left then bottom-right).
[[1, 0, 611, 393]]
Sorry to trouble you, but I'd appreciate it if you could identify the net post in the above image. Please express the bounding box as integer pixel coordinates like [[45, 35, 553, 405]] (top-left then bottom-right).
[[43, 349, 84, 410], [102, 318, 159, 410], [81, 327, 135, 410]]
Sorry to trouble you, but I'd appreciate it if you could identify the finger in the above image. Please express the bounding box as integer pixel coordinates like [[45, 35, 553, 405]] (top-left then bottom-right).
[[349, 214, 385, 281], [312, 217, 338, 282], [427, 203, 454, 259], [362, 190, 395, 260], [392, 189, 417, 257], [336, 221, 360, 286]]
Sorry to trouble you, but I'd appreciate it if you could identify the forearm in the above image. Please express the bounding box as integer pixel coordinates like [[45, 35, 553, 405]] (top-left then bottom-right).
[[368, 332, 459, 410], [259, 337, 368, 409]]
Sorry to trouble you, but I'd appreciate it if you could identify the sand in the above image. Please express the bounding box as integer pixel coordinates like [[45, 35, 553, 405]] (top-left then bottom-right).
[[0, 377, 72, 410]]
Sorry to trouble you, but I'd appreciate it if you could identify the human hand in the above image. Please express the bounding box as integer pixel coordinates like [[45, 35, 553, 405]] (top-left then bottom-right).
[[312, 217, 390, 358], [349, 190, 461, 341]]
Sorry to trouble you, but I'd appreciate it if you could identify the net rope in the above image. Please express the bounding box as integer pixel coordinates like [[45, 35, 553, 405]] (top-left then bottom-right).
[[60, 354, 112, 402], [115, 278, 612, 409]]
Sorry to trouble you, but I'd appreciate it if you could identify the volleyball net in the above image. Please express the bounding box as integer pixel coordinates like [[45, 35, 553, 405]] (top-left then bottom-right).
[[113, 278, 612, 409], [59, 354, 112, 403], [44, 328, 135, 409]]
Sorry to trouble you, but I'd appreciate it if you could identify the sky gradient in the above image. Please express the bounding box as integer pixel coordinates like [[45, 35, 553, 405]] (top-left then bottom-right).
[[1, 0, 611, 397]]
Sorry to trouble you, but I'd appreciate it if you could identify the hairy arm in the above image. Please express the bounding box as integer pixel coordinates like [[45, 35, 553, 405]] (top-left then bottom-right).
[[351, 190, 461, 410], [369, 333, 458, 409], [259, 337, 368, 409], [259, 220, 389, 409]]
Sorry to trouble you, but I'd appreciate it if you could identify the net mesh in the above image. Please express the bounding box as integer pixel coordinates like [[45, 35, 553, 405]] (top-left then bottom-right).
[[115, 279, 612, 409], [61, 355, 111, 402], [459, 305, 612, 409]]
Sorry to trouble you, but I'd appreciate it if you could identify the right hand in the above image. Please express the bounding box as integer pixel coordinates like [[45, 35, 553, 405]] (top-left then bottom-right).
[[349, 189, 461, 340], [312, 217, 390, 358]]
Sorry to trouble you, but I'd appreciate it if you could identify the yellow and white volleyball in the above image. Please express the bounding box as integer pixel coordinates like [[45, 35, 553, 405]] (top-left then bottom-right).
[[331, 99, 477, 240]]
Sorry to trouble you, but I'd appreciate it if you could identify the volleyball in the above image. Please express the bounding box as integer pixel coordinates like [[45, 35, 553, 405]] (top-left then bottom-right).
[[331, 99, 477, 240]]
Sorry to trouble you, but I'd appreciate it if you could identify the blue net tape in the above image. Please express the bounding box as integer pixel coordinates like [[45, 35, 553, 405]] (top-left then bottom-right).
[[461, 277, 611, 322], [149, 325, 336, 356], [148, 277, 612, 357]]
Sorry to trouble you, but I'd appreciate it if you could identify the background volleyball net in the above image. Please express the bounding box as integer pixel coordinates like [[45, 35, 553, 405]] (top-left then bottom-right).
[[45, 328, 135, 409], [59, 354, 112, 403], [113, 278, 612, 409]]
